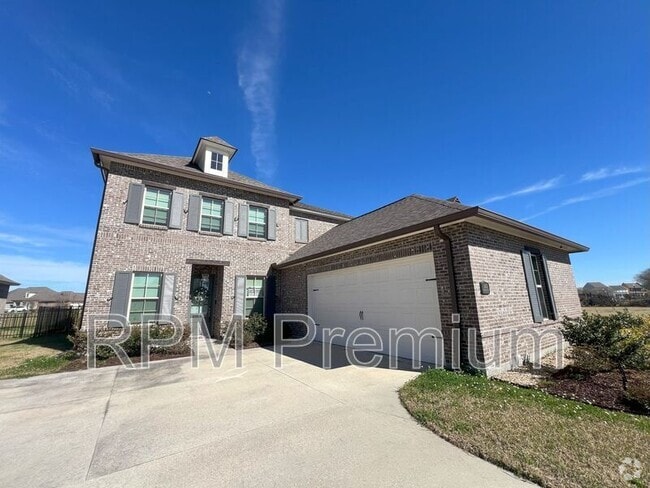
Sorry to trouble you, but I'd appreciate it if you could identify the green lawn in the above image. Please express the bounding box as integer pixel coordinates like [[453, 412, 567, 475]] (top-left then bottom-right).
[[583, 306, 650, 317], [400, 369, 649, 488], [0, 334, 76, 380]]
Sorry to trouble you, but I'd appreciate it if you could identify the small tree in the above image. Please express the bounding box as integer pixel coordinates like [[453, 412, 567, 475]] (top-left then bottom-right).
[[635, 267, 650, 290], [561, 311, 650, 390]]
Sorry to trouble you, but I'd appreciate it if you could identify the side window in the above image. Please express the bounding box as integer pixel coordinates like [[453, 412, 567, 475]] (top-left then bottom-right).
[[248, 206, 268, 239], [129, 272, 162, 323], [200, 197, 224, 233], [295, 218, 309, 243], [521, 249, 558, 322], [142, 187, 171, 226], [245, 276, 265, 317]]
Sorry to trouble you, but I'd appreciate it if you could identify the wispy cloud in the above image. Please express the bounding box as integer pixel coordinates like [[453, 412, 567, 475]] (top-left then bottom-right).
[[479, 176, 563, 205], [237, 0, 285, 180], [523, 177, 650, 221], [580, 166, 645, 182], [0, 254, 88, 291]]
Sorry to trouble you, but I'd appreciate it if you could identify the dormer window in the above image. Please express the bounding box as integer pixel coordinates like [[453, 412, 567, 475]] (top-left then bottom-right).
[[211, 152, 224, 171]]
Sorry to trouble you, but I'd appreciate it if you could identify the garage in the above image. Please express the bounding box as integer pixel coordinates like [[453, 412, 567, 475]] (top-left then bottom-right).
[[307, 253, 443, 366]]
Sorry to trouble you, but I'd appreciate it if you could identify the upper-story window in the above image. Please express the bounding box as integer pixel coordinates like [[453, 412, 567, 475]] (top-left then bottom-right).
[[211, 152, 224, 171], [248, 206, 268, 239], [142, 187, 171, 226], [295, 218, 309, 243], [201, 197, 224, 233]]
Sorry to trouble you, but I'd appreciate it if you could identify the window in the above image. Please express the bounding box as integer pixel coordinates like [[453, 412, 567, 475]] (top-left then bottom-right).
[[530, 254, 553, 319], [129, 272, 162, 323], [200, 197, 224, 233], [248, 206, 268, 239], [245, 276, 265, 317], [295, 218, 309, 243], [210, 152, 224, 171], [142, 187, 171, 226]]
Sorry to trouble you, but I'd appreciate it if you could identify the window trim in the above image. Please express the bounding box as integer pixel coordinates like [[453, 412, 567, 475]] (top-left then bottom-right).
[[244, 275, 265, 317], [199, 196, 225, 234], [141, 186, 172, 227], [247, 205, 268, 239], [127, 272, 163, 324], [210, 152, 224, 171]]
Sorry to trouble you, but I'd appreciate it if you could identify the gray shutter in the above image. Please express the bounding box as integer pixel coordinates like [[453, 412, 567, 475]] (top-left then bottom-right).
[[168, 191, 184, 229], [294, 219, 302, 243], [109, 272, 132, 321], [521, 250, 543, 323], [303, 219, 309, 242], [238, 204, 249, 237], [187, 195, 201, 232], [267, 208, 277, 241], [160, 273, 176, 318], [234, 276, 246, 317], [124, 183, 145, 224], [541, 255, 558, 320], [223, 201, 234, 235], [295, 219, 308, 243]]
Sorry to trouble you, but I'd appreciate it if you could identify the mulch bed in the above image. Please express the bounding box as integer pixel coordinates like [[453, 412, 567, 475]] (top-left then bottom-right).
[[540, 368, 650, 415], [58, 352, 192, 372]]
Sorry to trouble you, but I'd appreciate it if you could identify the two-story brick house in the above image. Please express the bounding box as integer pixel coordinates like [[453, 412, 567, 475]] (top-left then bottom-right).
[[83, 136, 350, 334], [84, 135, 588, 374]]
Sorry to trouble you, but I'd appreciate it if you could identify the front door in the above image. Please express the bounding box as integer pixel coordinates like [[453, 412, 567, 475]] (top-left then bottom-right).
[[190, 273, 214, 334]]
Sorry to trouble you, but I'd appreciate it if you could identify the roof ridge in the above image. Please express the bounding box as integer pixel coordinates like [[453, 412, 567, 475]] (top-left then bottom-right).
[[410, 194, 470, 211]]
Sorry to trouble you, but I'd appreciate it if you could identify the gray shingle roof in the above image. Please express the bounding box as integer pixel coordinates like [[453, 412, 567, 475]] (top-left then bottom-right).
[[291, 202, 353, 220], [7, 287, 84, 303], [201, 135, 236, 149], [279, 195, 470, 266], [111, 152, 289, 194], [0, 274, 19, 286]]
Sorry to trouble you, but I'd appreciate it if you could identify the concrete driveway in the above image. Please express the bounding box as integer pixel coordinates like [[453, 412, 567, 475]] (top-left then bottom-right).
[[0, 343, 532, 487]]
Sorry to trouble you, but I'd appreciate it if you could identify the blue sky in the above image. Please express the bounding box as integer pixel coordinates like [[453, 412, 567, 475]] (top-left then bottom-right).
[[0, 0, 648, 291]]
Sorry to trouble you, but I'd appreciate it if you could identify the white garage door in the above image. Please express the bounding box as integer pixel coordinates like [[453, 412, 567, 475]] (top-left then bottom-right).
[[307, 253, 443, 366]]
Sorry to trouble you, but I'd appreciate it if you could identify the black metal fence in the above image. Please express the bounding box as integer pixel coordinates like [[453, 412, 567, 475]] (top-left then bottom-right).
[[0, 307, 81, 339]]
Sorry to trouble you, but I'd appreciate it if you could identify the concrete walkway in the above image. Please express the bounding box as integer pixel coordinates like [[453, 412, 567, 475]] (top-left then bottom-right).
[[0, 344, 533, 487]]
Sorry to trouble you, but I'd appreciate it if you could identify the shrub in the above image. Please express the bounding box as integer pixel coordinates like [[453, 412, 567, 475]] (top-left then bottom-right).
[[561, 311, 650, 390], [230, 314, 268, 348]]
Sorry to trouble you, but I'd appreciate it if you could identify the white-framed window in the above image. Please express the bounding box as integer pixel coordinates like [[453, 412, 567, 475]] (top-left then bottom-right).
[[200, 196, 224, 233], [142, 187, 171, 226], [295, 218, 309, 243], [128, 272, 162, 323], [248, 206, 268, 239], [245, 276, 265, 317], [211, 152, 224, 171]]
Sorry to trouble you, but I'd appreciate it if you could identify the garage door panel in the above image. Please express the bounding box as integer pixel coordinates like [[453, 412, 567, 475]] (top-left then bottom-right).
[[307, 254, 443, 366]]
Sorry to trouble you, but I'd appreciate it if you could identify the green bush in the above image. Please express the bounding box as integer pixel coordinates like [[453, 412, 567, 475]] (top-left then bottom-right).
[[561, 311, 650, 390], [231, 314, 268, 348]]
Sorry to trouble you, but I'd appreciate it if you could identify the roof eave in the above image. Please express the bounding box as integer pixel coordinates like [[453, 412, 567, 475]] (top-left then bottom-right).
[[290, 206, 352, 223], [91, 148, 301, 203]]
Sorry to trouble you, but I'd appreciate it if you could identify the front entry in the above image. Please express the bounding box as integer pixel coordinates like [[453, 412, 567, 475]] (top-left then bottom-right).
[[189, 265, 224, 337]]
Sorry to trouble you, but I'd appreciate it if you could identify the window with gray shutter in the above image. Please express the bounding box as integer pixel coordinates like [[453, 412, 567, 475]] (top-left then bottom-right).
[[109, 272, 132, 325], [521, 250, 543, 323], [233, 276, 246, 317], [295, 218, 308, 243], [541, 255, 558, 320], [168, 192, 184, 229], [238, 204, 249, 237], [124, 183, 145, 224], [223, 201, 234, 235], [267, 208, 276, 241], [187, 195, 201, 232], [160, 273, 176, 319]]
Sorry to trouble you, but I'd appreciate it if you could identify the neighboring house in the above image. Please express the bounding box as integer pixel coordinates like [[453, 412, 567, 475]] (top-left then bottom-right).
[[83, 135, 587, 375], [582, 282, 613, 296], [0, 274, 20, 313], [608, 285, 629, 301], [6, 287, 85, 311], [622, 282, 647, 298]]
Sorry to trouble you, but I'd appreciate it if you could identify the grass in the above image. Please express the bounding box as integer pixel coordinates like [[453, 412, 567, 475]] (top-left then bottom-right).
[[583, 306, 650, 317], [400, 369, 650, 488], [0, 334, 76, 380]]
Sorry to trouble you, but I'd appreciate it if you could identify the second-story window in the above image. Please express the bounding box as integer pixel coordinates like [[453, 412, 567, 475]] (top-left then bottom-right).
[[142, 187, 171, 226], [201, 197, 224, 233], [211, 152, 224, 171], [248, 206, 268, 239]]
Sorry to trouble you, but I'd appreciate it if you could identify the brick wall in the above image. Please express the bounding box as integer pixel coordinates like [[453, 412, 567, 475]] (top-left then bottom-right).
[[82, 163, 340, 331], [276, 221, 582, 374]]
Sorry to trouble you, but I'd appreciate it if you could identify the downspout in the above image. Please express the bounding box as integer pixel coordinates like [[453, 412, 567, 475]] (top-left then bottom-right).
[[434, 224, 462, 370]]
